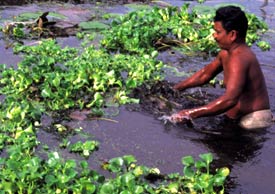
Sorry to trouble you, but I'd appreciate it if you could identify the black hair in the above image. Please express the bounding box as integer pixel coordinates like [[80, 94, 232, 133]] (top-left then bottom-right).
[[214, 6, 248, 38]]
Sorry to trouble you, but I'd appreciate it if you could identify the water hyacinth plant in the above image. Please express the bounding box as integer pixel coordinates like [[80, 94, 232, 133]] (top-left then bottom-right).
[[101, 3, 270, 54]]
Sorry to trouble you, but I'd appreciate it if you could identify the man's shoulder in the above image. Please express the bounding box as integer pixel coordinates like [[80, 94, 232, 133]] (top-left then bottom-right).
[[218, 49, 229, 57]]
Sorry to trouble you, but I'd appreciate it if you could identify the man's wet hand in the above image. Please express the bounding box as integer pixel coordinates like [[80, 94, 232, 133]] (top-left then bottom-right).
[[173, 84, 180, 91], [158, 111, 193, 126], [170, 112, 192, 123]]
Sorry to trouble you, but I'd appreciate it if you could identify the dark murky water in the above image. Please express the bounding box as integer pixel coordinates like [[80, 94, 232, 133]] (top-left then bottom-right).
[[1, 1, 275, 193]]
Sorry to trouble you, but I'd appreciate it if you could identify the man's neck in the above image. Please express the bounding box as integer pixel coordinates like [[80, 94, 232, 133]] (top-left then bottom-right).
[[228, 40, 246, 53]]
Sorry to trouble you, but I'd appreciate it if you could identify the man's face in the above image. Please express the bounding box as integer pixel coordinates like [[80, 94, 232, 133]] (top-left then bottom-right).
[[213, 21, 232, 50]]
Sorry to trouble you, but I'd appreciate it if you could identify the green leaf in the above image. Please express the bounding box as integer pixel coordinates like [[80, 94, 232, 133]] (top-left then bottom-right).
[[134, 185, 144, 194], [121, 173, 135, 187], [79, 21, 109, 30], [183, 166, 195, 178], [100, 182, 115, 194], [80, 161, 89, 169], [48, 12, 67, 20], [0, 182, 13, 194], [41, 87, 52, 98], [182, 155, 195, 166], [108, 157, 124, 173], [120, 191, 131, 194], [87, 92, 104, 108], [16, 12, 42, 21], [64, 159, 76, 169], [126, 79, 137, 89], [123, 155, 137, 167], [217, 167, 230, 177], [151, 50, 158, 58], [133, 166, 145, 176], [52, 76, 61, 87], [124, 3, 152, 11], [45, 174, 58, 186], [199, 153, 213, 165], [213, 175, 226, 186], [81, 182, 96, 193], [195, 160, 207, 169], [168, 182, 179, 193]]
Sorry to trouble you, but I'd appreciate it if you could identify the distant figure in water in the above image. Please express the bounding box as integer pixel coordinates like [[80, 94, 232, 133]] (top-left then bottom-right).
[[171, 5, 274, 130]]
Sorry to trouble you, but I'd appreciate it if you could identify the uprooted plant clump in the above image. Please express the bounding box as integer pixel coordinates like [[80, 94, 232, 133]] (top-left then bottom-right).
[[128, 80, 218, 117]]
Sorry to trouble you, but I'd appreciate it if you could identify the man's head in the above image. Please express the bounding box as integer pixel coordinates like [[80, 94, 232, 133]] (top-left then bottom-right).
[[214, 6, 248, 39]]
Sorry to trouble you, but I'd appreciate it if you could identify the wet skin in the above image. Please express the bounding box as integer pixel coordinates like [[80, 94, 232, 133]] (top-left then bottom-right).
[[172, 21, 270, 122]]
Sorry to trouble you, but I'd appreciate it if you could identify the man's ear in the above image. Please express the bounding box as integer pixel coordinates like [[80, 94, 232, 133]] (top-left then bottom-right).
[[229, 30, 238, 41]]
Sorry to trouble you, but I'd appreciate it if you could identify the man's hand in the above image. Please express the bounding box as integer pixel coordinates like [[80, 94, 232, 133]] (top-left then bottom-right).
[[170, 111, 192, 123], [158, 110, 193, 125], [173, 83, 182, 91]]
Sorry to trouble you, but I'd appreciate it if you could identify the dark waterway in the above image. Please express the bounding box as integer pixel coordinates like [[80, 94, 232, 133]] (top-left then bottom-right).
[[1, 1, 275, 193]]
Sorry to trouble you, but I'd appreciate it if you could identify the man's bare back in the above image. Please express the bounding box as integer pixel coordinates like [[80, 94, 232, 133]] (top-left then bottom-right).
[[220, 45, 270, 119]]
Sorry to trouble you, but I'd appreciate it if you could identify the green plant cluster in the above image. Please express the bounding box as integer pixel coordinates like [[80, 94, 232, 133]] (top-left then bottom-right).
[[101, 3, 270, 54], [0, 144, 229, 193], [0, 145, 103, 193], [0, 41, 230, 193], [0, 39, 163, 112], [98, 153, 229, 194], [180, 153, 229, 193], [69, 140, 99, 158]]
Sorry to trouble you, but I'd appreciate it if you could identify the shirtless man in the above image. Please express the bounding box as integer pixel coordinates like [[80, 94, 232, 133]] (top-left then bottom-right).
[[171, 5, 273, 129]]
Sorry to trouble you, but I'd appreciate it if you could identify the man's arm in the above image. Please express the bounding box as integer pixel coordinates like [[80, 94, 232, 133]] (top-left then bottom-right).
[[172, 55, 247, 122], [173, 55, 223, 91]]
